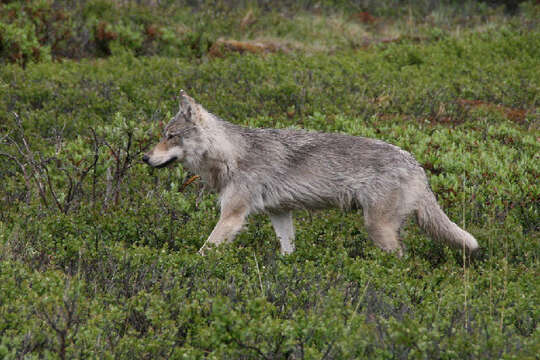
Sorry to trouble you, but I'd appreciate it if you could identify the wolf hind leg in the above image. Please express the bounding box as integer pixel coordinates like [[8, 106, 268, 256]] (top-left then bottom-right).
[[365, 220, 403, 256], [363, 200, 408, 257], [270, 211, 295, 255]]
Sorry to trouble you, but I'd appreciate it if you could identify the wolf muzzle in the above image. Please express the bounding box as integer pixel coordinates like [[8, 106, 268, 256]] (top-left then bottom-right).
[[142, 154, 178, 168]]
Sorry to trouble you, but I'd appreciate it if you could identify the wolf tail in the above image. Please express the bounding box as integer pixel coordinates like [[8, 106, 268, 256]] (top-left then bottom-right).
[[416, 191, 479, 252]]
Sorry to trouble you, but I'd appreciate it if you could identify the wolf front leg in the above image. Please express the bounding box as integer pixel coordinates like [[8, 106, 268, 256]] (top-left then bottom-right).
[[198, 203, 248, 255], [270, 211, 295, 255]]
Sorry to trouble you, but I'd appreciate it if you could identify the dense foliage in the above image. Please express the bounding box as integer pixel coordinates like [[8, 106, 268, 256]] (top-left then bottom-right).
[[0, 0, 538, 358]]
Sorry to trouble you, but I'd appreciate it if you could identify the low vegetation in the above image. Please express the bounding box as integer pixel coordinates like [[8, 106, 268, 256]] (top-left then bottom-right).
[[0, 0, 538, 358]]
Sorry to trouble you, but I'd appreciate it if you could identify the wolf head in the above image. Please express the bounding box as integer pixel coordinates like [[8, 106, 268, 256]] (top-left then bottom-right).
[[143, 90, 202, 168], [144, 92, 244, 189]]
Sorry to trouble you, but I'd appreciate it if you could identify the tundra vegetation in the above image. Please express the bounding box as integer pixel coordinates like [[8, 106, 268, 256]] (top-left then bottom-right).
[[0, 0, 538, 358]]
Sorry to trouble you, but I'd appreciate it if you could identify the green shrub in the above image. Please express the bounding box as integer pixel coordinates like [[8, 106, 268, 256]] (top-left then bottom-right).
[[0, 19, 50, 65]]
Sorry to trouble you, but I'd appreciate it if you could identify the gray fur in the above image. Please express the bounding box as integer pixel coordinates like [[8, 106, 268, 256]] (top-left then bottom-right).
[[143, 91, 479, 256]]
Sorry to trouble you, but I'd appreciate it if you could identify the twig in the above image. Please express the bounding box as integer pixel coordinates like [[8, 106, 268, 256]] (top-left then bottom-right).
[[226, 324, 270, 360], [6, 131, 49, 207], [179, 175, 200, 192], [346, 280, 371, 333], [321, 339, 336, 360], [89, 127, 100, 206], [42, 159, 62, 212], [0, 151, 33, 203], [253, 252, 264, 297]]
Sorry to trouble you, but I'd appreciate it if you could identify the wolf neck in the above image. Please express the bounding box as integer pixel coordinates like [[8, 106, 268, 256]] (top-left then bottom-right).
[[192, 107, 245, 191]]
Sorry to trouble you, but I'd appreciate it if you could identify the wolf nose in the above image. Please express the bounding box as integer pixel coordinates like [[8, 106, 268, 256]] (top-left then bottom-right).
[[142, 154, 150, 163]]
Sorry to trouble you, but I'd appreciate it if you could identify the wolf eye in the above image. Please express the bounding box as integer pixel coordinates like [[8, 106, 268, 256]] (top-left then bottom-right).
[[166, 133, 174, 140]]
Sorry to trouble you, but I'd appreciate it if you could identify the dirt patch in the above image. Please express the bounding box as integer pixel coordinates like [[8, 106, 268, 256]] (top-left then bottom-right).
[[350, 11, 377, 24], [208, 39, 289, 58], [457, 99, 530, 124]]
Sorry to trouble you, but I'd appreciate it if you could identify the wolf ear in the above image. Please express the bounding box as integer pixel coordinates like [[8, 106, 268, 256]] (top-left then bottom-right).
[[179, 89, 189, 108], [178, 89, 194, 120]]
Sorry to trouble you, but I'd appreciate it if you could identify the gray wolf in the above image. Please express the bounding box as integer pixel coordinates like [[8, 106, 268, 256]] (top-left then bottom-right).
[[143, 91, 479, 256]]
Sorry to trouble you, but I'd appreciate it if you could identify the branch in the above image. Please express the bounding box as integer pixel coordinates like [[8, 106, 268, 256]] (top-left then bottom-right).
[[225, 324, 270, 360]]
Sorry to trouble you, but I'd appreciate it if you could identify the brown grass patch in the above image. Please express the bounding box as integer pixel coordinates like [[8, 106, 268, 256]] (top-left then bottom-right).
[[457, 99, 529, 124], [208, 39, 288, 58]]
